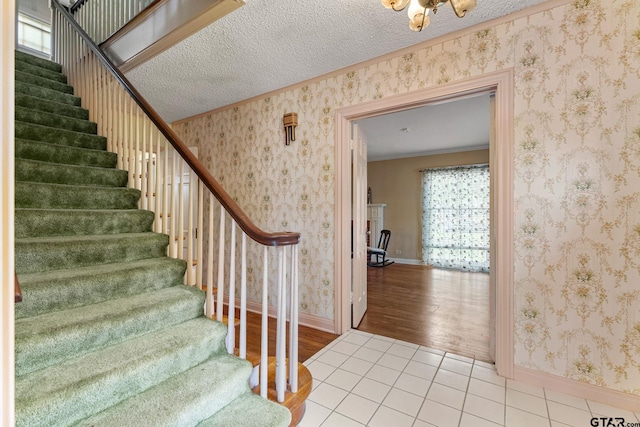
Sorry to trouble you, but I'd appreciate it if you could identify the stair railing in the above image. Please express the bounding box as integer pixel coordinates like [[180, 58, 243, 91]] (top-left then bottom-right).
[[51, 0, 300, 402], [68, 0, 157, 45]]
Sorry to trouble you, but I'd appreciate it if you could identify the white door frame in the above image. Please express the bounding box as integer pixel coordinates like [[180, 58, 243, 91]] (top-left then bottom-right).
[[333, 69, 515, 378]]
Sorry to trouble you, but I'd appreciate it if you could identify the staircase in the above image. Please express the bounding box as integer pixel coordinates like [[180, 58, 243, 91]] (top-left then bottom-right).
[[13, 50, 291, 427]]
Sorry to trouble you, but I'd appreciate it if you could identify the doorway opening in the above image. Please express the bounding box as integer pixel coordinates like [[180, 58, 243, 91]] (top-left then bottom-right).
[[334, 70, 515, 378]]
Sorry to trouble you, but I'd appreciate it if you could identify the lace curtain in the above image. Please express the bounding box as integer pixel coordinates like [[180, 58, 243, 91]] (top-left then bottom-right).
[[421, 164, 490, 272]]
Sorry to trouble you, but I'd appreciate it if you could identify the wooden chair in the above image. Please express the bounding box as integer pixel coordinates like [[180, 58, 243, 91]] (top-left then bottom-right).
[[367, 229, 394, 267]]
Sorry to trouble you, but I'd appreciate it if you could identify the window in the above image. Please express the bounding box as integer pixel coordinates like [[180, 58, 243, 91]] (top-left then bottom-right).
[[421, 164, 490, 272], [18, 14, 51, 56]]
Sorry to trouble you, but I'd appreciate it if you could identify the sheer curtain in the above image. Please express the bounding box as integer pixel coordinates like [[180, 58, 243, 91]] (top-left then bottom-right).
[[421, 164, 490, 272]]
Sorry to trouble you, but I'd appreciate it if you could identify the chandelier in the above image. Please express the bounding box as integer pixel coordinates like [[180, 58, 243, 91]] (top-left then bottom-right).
[[381, 0, 477, 32]]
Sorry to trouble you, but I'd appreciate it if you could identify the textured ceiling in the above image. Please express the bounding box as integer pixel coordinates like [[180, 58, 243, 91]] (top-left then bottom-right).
[[126, 0, 549, 124], [357, 93, 491, 161]]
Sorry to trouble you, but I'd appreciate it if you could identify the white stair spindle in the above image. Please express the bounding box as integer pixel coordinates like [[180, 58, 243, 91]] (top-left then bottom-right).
[[289, 244, 299, 392], [240, 232, 247, 359], [186, 166, 195, 285], [276, 246, 287, 403], [177, 159, 184, 262], [226, 222, 236, 354], [196, 181, 204, 290], [205, 193, 214, 318], [260, 246, 268, 398], [216, 205, 225, 322]]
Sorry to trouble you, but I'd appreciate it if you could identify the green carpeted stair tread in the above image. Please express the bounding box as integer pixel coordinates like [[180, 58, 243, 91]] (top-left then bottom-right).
[[15, 232, 168, 274], [75, 355, 255, 427], [15, 208, 155, 238], [15, 138, 117, 168], [15, 105, 97, 134], [16, 158, 128, 187], [16, 120, 106, 150], [15, 81, 81, 107], [16, 69, 74, 94], [16, 50, 62, 72], [15, 257, 187, 319], [197, 393, 292, 427], [15, 181, 140, 210], [15, 59, 67, 84], [15, 93, 89, 120], [15, 285, 206, 376], [15, 318, 228, 427]]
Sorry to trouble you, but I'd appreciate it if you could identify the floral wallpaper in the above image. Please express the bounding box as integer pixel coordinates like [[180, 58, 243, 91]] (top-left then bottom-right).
[[173, 0, 640, 396]]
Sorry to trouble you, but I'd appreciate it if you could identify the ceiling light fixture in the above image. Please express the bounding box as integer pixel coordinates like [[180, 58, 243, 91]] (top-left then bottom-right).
[[381, 0, 477, 32]]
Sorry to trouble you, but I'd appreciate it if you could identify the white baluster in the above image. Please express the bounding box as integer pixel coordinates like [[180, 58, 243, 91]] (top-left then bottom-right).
[[168, 152, 177, 258], [177, 158, 184, 262], [260, 246, 268, 398], [216, 205, 225, 322], [205, 193, 214, 318], [240, 232, 247, 359], [289, 244, 299, 392], [186, 165, 195, 285], [196, 181, 204, 290], [226, 222, 236, 353], [276, 246, 286, 403]]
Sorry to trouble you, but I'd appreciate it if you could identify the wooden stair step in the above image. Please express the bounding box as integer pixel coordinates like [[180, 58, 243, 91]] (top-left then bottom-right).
[[250, 356, 312, 427]]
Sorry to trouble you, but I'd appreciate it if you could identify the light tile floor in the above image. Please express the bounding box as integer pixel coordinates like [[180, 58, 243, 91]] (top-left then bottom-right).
[[300, 330, 640, 427]]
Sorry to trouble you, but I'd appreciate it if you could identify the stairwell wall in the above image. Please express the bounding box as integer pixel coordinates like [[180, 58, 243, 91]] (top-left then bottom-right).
[[173, 0, 640, 397]]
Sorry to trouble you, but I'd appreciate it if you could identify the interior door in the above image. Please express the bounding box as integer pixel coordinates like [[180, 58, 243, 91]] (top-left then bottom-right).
[[352, 124, 368, 328]]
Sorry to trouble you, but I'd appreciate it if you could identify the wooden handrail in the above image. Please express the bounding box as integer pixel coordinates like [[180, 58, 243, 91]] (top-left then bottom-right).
[[15, 273, 23, 303], [51, 0, 300, 247]]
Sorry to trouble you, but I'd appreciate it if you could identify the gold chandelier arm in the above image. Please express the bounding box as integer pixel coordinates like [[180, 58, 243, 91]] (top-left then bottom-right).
[[449, 0, 474, 18]]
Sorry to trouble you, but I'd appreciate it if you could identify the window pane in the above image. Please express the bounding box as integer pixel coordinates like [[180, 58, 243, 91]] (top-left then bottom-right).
[[421, 165, 490, 272]]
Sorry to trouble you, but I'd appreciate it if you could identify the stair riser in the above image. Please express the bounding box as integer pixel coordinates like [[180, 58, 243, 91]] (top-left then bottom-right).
[[15, 106, 97, 134], [15, 233, 169, 274], [16, 121, 106, 150], [15, 258, 188, 319], [16, 93, 89, 120], [16, 70, 74, 94], [15, 60, 67, 84], [15, 286, 206, 376], [15, 138, 117, 169], [15, 209, 154, 239], [16, 158, 128, 188], [16, 81, 81, 107], [15, 182, 140, 210], [16, 319, 227, 427], [16, 50, 62, 73]]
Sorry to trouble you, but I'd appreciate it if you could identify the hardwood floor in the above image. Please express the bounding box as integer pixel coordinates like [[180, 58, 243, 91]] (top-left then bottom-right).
[[235, 310, 338, 363], [233, 263, 490, 364], [356, 263, 492, 363]]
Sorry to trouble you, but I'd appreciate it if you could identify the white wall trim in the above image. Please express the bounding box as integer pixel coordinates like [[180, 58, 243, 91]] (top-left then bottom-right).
[[388, 258, 424, 266], [514, 367, 640, 412], [243, 300, 335, 334], [334, 69, 515, 379], [1, 1, 16, 424]]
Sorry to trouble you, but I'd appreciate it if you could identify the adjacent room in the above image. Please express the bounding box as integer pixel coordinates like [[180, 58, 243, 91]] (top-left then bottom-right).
[[355, 93, 493, 362]]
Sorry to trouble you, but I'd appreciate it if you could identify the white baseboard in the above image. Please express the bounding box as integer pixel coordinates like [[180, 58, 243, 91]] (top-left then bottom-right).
[[242, 299, 336, 334], [514, 366, 640, 412], [389, 258, 424, 266]]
